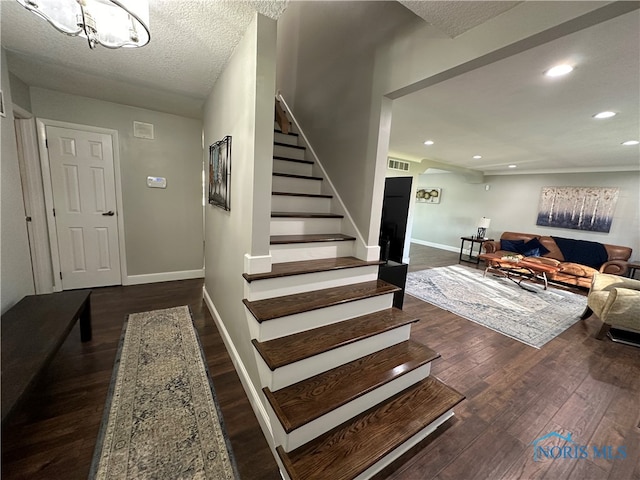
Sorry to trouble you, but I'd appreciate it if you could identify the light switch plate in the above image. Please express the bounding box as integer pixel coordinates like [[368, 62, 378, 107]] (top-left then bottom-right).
[[147, 176, 166, 188]]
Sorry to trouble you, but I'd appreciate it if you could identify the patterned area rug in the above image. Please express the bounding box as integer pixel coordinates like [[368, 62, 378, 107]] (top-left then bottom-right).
[[90, 306, 238, 479], [405, 265, 587, 349]]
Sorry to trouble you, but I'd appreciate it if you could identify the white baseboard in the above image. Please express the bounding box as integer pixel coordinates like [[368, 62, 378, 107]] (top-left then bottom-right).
[[410, 238, 460, 254], [202, 286, 274, 443], [125, 269, 204, 285]]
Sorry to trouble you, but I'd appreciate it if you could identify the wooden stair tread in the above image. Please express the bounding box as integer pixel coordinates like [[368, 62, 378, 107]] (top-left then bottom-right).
[[273, 155, 313, 165], [272, 192, 333, 199], [271, 212, 343, 219], [273, 172, 323, 181], [274, 141, 306, 150], [270, 233, 355, 245], [243, 280, 399, 322], [264, 340, 439, 433], [277, 376, 465, 480], [243, 257, 382, 282], [252, 308, 418, 369]]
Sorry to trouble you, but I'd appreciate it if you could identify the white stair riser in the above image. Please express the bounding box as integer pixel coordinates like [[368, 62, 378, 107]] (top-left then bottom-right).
[[274, 144, 305, 160], [354, 410, 456, 480], [272, 175, 322, 195], [273, 362, 432, 452], [273, 159, 313, 177], [248, 293, 393, 342], [270, 217, 342, 236], [270, 241, 355, 263], [274, 132, 299, 146], [271, 194, 331, 214], [256, 324, 412, 390], [244, 266, 379, 301]]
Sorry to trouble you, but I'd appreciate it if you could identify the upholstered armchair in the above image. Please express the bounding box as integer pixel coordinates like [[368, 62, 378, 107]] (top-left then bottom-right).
[[581, 272, 640, 339]]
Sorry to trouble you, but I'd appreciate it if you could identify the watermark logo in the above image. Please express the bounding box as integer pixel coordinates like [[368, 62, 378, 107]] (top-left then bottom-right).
[[530, 431, 626, 462]]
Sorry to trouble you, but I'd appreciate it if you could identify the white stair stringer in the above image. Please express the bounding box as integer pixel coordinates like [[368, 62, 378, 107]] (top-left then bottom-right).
[[247, 292, 393, 342], [270, 240, 355, 263], [243, 265, 379, 301], [254, 322, 412, 391], [267, 362, 432, 452]]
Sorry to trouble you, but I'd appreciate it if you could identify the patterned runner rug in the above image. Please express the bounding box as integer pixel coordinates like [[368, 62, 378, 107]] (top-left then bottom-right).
[[405, 265, 587, 349], [90, 306, 238, 479]]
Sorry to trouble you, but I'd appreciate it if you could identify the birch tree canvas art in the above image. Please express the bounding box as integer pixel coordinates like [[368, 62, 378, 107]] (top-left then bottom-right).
[[536, 186, 619, 233]]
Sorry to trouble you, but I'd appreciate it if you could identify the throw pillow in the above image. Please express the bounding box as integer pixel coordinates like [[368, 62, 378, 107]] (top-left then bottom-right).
[[500, 239, 525, 252], [516, 238, 551, 257]]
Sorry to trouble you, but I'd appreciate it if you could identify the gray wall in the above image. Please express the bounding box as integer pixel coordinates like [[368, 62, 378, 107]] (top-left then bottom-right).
[[411, 171, 640, 256], [277, 1, 614, 251], [8, 72, 31, 112], [30, 88, 204, 278], [1, 49, 35, 313], [203, 14, 276, 396]]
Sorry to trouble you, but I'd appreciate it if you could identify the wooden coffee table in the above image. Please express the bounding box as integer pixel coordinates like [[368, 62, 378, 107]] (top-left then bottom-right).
[[478, 253, 561, 292]]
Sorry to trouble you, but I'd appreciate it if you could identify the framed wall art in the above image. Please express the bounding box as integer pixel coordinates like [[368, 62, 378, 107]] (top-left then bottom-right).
[[536, 186, 619, 233], [208, 136, 232, 211], [416, 187, 441, 204]]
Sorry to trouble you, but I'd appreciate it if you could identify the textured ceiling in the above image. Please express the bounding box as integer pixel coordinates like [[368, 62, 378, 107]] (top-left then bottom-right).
[[389, 9, 640, 175], [399, 0, 521, 38], [1, 0, 288, 118]]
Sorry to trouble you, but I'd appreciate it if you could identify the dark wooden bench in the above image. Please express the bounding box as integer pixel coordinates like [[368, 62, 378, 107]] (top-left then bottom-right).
[[1, 290, 92, 425]]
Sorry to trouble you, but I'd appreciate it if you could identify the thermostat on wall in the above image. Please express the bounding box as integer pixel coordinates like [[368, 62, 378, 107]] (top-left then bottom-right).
[[147, 176, 167, 188]]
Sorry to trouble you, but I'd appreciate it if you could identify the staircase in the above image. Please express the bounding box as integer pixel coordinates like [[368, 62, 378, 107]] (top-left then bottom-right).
[[242, 104, 464, 480]]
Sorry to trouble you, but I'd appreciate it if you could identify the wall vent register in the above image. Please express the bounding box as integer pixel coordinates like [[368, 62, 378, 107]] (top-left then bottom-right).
[[388, 158, 410, 172]]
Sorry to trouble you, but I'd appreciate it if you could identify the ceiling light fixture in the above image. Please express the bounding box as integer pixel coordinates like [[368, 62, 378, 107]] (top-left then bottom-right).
[[622, 140, 639, 146], [508, 165, 517, 168], [593, 111, 616, 119], [424, 140, 434, 145], [15, 0, 150, 49], [473, 155, 482, 159], [545, 64, 574, 77]]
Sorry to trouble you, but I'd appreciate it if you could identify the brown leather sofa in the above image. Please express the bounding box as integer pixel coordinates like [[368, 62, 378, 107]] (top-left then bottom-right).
[[483, 232, 632, 289]]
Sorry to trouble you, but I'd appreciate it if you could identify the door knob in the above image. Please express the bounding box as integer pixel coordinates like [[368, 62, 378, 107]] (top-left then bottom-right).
[[102, 211, 115, 216]]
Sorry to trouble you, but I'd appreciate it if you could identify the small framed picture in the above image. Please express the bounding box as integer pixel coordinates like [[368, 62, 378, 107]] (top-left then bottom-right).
[[0, 90, 5, 118], [416, 187, 441, 203]]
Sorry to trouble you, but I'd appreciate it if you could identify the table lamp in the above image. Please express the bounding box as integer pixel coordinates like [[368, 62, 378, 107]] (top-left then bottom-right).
[[477, 217, 491, 239]]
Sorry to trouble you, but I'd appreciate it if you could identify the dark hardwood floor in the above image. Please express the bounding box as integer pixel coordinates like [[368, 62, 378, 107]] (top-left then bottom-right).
[[3, 244, 639, 479], [1, 280, 280, 480]]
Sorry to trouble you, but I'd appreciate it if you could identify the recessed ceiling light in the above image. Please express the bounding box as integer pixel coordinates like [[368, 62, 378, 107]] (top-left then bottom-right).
[[622, 140, 639, 146], [473, 155, 482, 159], [424, 140, 434, 145], [545, 64, 573, 77], [593, 111, 616, 119], [508, 165, 517, 168]]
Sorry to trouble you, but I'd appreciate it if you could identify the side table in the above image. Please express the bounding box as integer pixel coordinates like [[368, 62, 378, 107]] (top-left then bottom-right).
[[459, 236, 494, 265]]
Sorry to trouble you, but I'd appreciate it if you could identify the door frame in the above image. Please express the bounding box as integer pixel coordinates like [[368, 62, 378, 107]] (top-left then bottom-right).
[[36, 118, 128, 291], [13, 106, 53, 294]]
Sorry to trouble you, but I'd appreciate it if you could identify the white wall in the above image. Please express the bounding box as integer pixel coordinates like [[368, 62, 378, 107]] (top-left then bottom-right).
[[203, 13, 276, 403], [411, 171, 640, 256], [1, 49, 35, 313], [30, 88, 204, 279]]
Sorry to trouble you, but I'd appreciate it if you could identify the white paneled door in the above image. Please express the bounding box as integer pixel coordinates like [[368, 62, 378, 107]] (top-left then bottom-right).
[[47, 126, 121, 289]]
